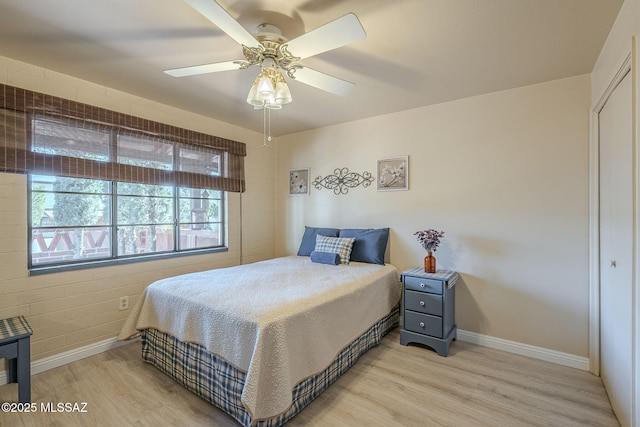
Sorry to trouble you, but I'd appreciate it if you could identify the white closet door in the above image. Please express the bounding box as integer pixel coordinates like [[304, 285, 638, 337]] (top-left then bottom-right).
[[599, 71, 632, 427]]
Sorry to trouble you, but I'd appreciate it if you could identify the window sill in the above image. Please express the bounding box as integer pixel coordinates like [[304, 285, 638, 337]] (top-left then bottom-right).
[[28, 247, 229, 276]]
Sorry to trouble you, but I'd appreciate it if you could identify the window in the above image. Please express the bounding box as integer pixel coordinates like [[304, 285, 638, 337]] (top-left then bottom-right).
[[30, 175, 113, 265], [27, 116, 227, 270], [29, 175, 225, 268], [0, 84, 245, 270]]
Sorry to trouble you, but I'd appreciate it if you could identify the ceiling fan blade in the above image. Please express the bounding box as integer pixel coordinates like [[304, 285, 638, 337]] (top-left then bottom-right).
[[285, 13, 366, 59], [291, 66, 356, 96], [165, 60, 242, 77], [185, 0, 261, 49]]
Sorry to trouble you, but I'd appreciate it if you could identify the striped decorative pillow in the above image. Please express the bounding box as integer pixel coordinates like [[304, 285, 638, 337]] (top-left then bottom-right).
[[315, 235, 356, 265]]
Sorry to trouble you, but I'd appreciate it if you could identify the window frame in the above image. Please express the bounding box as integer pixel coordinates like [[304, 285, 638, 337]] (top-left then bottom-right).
[[28, 175, 227, 274], [27, 173, 228, 275]]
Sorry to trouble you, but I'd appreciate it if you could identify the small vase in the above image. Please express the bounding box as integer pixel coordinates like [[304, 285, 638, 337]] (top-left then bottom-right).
[[424, 251, 436, 273]]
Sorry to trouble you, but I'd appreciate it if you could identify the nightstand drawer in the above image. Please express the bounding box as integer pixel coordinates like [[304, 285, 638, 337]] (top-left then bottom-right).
[[405, 290, 442, 315], [404, 311, 443, 338], [403, 275, 443, 294]]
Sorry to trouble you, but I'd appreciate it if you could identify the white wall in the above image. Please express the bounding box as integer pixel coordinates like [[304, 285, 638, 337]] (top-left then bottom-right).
[[276, 74, 591, 357], [0, 55, 276, 360]]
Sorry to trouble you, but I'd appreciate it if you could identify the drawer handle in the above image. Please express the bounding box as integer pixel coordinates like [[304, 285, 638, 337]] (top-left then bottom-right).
[[419, 322, 425, 328], [420, 283, 426, 288], [419, 301, 425, 306]]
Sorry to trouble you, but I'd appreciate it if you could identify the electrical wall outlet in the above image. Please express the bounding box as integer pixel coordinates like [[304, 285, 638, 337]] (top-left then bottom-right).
[[119, 296, 129, 311]]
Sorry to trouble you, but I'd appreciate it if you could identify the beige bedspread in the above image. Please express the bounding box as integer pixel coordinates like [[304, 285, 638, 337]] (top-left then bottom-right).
[[118, 256, 400, 421]]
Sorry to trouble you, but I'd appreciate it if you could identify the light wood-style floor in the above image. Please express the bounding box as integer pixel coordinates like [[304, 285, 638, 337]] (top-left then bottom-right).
[[0, 329, 619, 426]]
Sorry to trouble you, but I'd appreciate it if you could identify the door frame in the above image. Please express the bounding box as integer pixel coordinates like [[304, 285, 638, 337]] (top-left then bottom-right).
[[588, 38, 637, 426]]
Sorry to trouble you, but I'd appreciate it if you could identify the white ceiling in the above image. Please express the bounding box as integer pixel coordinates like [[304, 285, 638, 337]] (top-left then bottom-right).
[[0, 0, 623, 137]]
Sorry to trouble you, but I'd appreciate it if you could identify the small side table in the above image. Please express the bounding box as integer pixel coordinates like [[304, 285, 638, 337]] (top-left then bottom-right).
[[0, 316, 33, 403], [400, 268, 458, 356]]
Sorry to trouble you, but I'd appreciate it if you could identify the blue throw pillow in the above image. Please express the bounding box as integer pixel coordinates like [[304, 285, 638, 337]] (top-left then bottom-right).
[[297, 226, 340, 256], [339, 228, 389, 265], [310, 250, 340, 265]]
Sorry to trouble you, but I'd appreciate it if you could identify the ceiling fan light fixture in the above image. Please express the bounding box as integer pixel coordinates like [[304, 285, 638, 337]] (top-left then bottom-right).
[[247, 67, 292, 109]]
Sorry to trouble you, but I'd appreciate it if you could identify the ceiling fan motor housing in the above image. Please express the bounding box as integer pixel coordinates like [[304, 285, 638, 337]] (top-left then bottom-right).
[[239, 24, 300, 72]]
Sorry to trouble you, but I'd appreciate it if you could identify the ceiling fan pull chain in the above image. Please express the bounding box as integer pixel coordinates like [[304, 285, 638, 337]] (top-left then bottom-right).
[[262, 105, 272, 147], [268, 108, 272, 144], [263, 105, 268, 147]]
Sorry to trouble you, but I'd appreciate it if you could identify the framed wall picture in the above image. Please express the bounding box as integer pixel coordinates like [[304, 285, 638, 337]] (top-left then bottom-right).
[[377, 156, 409, 191], [289, 168, 310, 195]]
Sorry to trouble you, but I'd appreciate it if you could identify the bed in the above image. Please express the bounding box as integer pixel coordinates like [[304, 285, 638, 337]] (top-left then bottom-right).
[[118, 253, 401, 426]]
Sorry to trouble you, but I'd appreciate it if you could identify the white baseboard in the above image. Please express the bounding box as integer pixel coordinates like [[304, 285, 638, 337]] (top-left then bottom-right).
[[1, 330, 589, 386], [0, 337, 137, 386], [457, 329, 590, 371]]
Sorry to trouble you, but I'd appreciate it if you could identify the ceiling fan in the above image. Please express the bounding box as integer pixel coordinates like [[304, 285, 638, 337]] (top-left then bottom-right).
[[165, 0, 367, 106]]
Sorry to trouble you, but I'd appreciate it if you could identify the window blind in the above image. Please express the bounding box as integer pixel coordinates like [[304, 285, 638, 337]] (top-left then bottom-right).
[[0, 84, 246, 192]]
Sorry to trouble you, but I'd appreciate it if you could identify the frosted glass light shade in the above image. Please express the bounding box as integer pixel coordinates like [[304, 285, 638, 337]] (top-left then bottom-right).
[[274, 81, 292, 105], [246, 84, 263, 107], [257, 76, 274, 96]]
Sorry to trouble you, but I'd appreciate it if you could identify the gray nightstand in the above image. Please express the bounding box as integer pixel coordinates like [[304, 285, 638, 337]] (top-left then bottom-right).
[[400, 268, 458, 356]]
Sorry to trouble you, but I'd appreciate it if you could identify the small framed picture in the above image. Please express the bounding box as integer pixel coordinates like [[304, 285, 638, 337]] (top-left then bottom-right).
[[289, 168, 310, 195], [377, 156, 409, 191]]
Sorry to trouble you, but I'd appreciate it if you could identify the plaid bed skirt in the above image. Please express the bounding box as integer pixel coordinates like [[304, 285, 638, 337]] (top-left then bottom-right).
[[141, 305, 399, 427]]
